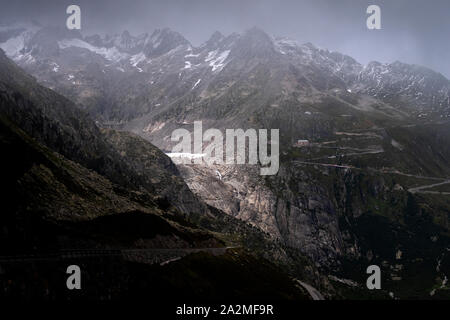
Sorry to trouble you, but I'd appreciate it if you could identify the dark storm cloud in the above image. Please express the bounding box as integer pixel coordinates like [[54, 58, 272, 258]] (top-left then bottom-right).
[[1, 0, 449, 77]]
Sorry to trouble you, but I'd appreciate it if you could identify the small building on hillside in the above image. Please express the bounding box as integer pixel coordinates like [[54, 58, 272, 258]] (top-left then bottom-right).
[[294, 139, 310, 147]]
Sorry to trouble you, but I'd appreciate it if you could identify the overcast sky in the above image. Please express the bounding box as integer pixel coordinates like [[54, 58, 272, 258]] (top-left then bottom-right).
[[1, 0, 450, 77]]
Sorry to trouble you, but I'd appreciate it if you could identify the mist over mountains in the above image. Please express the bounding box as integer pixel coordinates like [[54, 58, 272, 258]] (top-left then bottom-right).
[[3, 0, 450, 78], [1, 23, 449, 128], [0, 20, 450, 301]]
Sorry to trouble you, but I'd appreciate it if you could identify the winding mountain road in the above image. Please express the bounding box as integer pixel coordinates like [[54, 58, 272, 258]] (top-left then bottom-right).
[[294, 161, 450, 195], [408, 180, 450, 195], [0, 247, 235, 265]]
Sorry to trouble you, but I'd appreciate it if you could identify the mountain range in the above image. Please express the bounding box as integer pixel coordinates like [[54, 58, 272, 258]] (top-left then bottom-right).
[[1, 22, 449, 300]]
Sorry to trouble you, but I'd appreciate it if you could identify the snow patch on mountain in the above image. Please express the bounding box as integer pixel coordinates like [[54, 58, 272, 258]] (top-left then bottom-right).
[[192, 79, 201, 89], [0, 34, 25, 57], [51, 62, 59, 72], [130, 52, 146, 66], [59, 38, 129, 63], [129, 52, 147, 72], [205, 49, 230, 72], [166, 153, 206, 160], [0, 28, 37, 64], [274, 37, 299, 55]]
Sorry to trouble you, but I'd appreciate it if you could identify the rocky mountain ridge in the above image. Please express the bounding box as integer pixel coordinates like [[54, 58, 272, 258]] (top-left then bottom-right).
[[1, 24, 449, 126], [1, 24, 450, 299]]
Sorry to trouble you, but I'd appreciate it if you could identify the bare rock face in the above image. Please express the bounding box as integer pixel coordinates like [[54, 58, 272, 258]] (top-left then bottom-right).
[[177, 161, 346, 267], [178, 163, 281, 239]]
